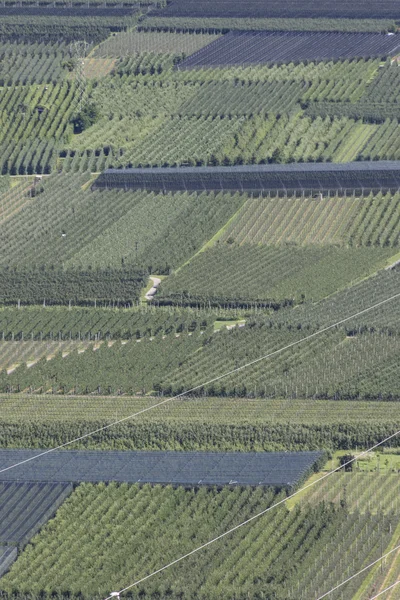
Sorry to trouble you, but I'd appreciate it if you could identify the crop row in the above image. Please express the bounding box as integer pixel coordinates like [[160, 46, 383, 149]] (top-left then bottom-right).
[[0, 41, 70, 85], [0, 329, 207, 394], [2, 316, 399, 400], [157, 244, 394, 307], [300, 472, 400, 515], [0, 306, 215, 341], [0, 81, 76, 175], [58, 57, 387, 172], [2, 395, 400, 452], [0, 340, 92, 373], [0, 266, 147, 306], [161, 326, 400, 401], [94, 30, 220, 57], [0, 172, 245, 272], [219, 191, 400, 247], [269, 266, 400, 334]]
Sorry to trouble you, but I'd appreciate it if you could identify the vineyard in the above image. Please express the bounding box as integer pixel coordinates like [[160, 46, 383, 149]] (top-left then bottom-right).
[[160, 326, 400, 400], [0, 266, 147, 306], [2, 51, 400, 174], [0, 306, 215, 341], [2, 302, 399, 400], [0, 42, 70, 85], [0, 325, 210, 394]]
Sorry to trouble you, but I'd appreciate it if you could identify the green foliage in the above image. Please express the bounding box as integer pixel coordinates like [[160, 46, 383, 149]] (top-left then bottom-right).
[[71, 102, 100, 134], [160, 325, 400, 401], [94, 30, 220, 58], [0, 173, 245, 273], [0, 81, 76, 175], [219, 192, 400, 247], [61, 57, 389, 171], [1, 396, 400, 452], [0, 266, 147, 307], [0, 325, 208, 394], [157, 245, 394, 307], [0, 482, 395, 600], [0, 42, 69, 86], [0, 306, 215, 341]]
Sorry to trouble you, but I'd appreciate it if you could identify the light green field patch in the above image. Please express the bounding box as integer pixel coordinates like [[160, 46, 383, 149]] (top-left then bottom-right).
[[333, 122, 378, 162]]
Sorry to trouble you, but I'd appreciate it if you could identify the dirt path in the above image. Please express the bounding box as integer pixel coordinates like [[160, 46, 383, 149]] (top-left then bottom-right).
[[145, 277, 161, 301]]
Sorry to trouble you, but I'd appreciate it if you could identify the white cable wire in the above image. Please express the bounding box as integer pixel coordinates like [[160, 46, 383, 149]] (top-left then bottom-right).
[[316, 543, 400, 599], [1, 291, 399, 477], [369, 580, 400, 599], [103, 430, 400, 600]]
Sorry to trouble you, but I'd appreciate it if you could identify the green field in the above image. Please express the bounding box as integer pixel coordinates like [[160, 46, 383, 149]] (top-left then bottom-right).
[[1, 395, 400, 451], [158, 245, 395, 306], [0, 482, 395, 600], [1, 14, 400, 600]]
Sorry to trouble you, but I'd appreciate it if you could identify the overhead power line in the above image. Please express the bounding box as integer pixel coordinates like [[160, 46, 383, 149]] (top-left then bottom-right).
[[1, 290, 399, 478]]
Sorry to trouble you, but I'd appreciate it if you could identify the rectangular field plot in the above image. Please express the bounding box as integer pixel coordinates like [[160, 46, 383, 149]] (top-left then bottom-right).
[[179, 31, 400, 69], [154, 0, 400, 19], [94, 161, 400, 194], [0, 450, 323, 487], [0, 482, 72, 545]]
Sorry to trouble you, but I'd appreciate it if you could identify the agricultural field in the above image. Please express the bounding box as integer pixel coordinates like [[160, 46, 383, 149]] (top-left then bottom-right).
[[94, 30, 220, 57], [2, 395, 400, 452], [157, 245, 395, 306], [0, 449, 323, 485], [3, 50, 400, 174], [179, 31, 400, 69], [2, 8, 400, 600], [152, 0, 400, 19], [143, 17, 399, 34], [0, 306, 215, 341], [0, 482, 394, 600], [0, 173, 245, 272], [95, 162, 400, 193], [219, 192, 400, 247]]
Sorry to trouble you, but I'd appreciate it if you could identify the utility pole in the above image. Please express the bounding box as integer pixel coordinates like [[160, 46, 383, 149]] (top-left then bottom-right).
[[69, 41, 89, 113]]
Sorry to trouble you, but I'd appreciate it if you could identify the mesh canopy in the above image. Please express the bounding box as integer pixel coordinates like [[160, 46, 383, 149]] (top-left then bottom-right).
[[93, 162, 400, 194], [0, 450, 323, 487]]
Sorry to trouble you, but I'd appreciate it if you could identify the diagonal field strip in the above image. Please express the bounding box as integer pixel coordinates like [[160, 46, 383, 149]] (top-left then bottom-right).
[[0, 291, 399, 478]]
